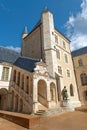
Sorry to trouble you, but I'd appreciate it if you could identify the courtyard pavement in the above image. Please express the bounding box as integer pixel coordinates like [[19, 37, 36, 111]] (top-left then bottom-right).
[[32, 111, 87, 130], [0, 111, 87, 130]]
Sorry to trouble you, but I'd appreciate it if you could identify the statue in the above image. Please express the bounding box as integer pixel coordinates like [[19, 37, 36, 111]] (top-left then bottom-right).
[[62, 86, 68, 100]]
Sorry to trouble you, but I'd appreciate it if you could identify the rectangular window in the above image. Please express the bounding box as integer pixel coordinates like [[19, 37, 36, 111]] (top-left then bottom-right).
[[63, 41, 66, 49], [55, 35, 58, 43], [65, 54, 68, 63], [78, 59, 83, 66], [85, 91, 87, 100], [67, 70, 70, 77], [2, 67, 9, 81], [58, 66, 62, 75], [17, 72, 20, 86], [56, 50, 60, 59]]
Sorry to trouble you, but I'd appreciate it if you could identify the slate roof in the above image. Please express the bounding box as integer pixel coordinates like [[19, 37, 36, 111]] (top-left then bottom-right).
[[14, 56, 39, 72], [0, 46, 39, 72], [0, 46, 20, 64], [71, 46, 87, 57]]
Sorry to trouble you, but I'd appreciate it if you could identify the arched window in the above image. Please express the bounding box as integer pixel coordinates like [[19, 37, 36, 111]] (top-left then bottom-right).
[[70, 84, 74, 96], [80, 73, 87, 86]]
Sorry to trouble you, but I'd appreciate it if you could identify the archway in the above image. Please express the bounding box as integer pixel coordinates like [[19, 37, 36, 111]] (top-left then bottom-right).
[[0, 88, 8, 110], [38, 80, 47, 107]]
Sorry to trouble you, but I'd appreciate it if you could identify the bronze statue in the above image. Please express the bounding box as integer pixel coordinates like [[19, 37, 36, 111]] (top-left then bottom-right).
[[62, 86, 68, 100]]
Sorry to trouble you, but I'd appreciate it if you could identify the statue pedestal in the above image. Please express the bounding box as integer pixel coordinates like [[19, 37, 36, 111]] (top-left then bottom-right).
[[62, 100, 70, 107], [62, 100, 74, 111]]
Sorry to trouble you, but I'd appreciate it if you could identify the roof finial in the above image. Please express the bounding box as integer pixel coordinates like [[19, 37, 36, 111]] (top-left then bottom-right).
[[22, 26, 28, 39], [44, 6, 49, 12], [24, 26, 28, 34]]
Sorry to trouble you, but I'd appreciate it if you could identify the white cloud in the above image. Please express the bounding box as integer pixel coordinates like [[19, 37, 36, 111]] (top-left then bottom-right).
[[6, 46, 21, 53], [65, 0, 87, 51]]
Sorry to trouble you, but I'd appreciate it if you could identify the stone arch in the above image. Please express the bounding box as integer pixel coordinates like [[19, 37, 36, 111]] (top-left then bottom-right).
[[70, 84, 74, 96], [38, 80, 47, 107], [50, 82, 56, 101], [0, 88, 8, 110]]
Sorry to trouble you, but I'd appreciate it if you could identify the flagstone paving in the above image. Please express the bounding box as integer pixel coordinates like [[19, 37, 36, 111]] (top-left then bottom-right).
[[0, 111, 87, 130], [32, 111, 87, 130]]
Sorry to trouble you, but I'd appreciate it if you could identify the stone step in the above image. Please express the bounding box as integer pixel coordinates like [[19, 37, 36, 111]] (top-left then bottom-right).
[[35, 108, 63, 117], [35, 106, 74, 117]]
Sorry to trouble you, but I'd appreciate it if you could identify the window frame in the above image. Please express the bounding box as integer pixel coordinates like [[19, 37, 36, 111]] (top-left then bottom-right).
[[1, 66, 9, 81]]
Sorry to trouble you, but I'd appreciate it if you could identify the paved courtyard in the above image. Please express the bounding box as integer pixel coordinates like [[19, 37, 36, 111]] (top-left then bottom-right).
[[0, 111, 87, 130], [33, 111, 87, 130]]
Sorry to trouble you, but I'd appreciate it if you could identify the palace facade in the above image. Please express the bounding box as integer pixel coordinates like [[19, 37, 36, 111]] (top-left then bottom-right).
[[72, 47, 87, 105], [0, 9, 82, 114]]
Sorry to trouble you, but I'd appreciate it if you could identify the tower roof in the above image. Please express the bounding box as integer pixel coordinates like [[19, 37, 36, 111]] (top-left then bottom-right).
[[23, 26, 28, 34], [43, 7, 49, 13]]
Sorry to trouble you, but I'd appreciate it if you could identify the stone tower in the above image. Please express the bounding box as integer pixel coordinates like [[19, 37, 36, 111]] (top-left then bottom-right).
[[21, 9, 81, 107], [41, 9, 57, 77]]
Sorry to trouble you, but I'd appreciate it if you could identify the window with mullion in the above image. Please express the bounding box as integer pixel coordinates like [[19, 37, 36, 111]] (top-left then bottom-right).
[[2, 67, 9, 81]]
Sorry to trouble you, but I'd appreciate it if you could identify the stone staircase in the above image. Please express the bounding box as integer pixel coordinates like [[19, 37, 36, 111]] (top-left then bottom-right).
[[35, 107, 74, 117], [35, 108, 63, 117]]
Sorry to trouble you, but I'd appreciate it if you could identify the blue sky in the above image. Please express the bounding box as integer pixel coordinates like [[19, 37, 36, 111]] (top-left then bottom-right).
[[0, 0, 87, 52]]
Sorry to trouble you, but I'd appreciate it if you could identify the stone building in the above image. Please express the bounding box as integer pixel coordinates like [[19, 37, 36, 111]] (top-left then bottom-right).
[[0, 46, 19, 110], [21, 9, 81, 109], [9, 57, 58, 113], [0, 9, 81, 114], [72, 46, 87, 105]]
